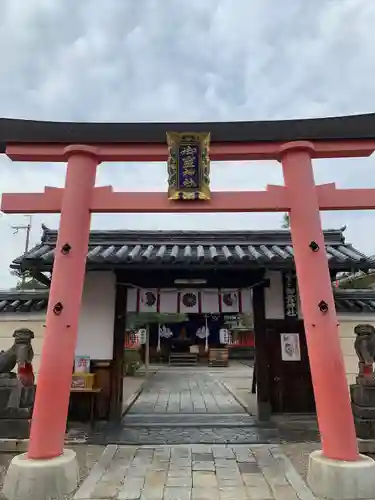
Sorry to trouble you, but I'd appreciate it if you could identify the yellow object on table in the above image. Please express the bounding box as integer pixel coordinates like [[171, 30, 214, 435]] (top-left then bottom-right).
[[71, 372, 95, 389]]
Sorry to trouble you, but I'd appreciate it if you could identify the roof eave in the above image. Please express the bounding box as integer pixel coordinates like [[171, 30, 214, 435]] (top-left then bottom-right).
[[12, 260, 371, 273]]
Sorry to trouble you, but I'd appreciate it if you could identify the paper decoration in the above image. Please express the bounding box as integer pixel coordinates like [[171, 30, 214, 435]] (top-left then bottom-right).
[[280, 333, 301, 361], [179, 290, 200, 313], [196, 321, 210, 352], [74, 356, 90, 373], [204, 316, 210, 351], [196, 326, 210, 339], [157, 324, 173, 352], [159, 325, 173, 338], [126, 288, 253, 314], [238, 289, 252, 314], [221, 290, 240, 313], [200, 289, 220, 313], [139, 289, 158, 313], [158, 290, 179, 313]]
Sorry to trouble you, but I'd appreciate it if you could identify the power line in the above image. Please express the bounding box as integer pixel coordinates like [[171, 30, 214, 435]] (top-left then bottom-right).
[[11, 215, 32, 288]]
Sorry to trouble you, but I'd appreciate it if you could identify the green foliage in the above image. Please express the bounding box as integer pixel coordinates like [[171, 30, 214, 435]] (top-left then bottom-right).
[[338, 273, 375, 289], [281, 213, 290, 228], [123, 348, 142, 376], [126, 312, 188, 328], [10, 270, 48, 290]]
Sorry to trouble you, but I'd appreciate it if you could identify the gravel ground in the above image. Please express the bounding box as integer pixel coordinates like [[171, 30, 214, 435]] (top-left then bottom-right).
[[280, 442, 320, 481]]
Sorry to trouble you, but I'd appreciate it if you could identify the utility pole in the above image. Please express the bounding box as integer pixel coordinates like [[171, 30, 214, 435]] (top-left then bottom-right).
[[12, 215, 32, 289]]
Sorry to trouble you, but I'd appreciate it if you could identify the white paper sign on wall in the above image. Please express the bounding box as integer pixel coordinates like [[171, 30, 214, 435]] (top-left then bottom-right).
[[136, 328, 147, 345], [280, 333, 301, 361]]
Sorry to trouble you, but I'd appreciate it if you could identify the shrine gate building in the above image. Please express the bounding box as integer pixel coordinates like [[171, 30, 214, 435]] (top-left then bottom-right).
[[11, 225, 373, 421]]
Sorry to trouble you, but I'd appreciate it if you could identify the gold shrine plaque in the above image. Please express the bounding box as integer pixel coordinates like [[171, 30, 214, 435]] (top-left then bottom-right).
[[166, 131, 211, 200]]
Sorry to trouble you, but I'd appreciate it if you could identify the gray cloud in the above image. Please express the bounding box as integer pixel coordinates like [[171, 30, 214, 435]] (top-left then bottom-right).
[[1, 0, 375, 287]]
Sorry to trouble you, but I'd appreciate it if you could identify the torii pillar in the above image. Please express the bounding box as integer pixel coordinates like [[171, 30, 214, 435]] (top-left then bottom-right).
[[4, 145, 100, 499], [280, 142, 358, 460], [280, 142, 375, 499]]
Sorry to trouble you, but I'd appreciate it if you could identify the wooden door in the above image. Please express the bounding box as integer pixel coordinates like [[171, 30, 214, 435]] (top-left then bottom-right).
[[266, 320, 315, 413]]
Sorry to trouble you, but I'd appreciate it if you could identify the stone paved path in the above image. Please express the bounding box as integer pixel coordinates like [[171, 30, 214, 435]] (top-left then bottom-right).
[[73, 444, 316, 500], [85, 366, 319, 446], [127, 371, 245, 416], [114, 368, 279, 445]]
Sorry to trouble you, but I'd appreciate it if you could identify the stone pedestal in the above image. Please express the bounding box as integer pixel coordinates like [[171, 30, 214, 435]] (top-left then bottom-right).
[[308, 450, 375, 500], [0, 385, 35, 439], [2, 448, 79, 500], [350, 384, 375, 439]]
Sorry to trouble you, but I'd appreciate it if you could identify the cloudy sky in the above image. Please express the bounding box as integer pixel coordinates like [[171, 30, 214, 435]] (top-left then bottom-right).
[[1, 0, 375, 287]]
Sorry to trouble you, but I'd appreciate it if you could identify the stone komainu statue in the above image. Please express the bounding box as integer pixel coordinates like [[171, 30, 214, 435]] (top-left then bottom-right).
[[0, 328, 34, 378], [0, 328, 35, 410], [354, 324, 375, 382]]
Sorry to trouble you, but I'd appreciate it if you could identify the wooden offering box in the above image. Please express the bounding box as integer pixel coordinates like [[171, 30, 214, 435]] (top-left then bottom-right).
[[208, 348, 229, 367], [71, 372, 95, 389]]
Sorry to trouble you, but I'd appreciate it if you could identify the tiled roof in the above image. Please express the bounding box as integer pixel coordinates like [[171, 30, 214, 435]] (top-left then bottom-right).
[[0, 290, 48, 313], [334, 289, 375, 313], [1, 114, 375, 149], [12, 227, 372, 271], [1, 287, 375, 315]]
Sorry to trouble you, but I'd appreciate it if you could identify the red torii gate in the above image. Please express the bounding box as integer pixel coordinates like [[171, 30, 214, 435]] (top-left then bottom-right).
[[3, 116, 375, 499]]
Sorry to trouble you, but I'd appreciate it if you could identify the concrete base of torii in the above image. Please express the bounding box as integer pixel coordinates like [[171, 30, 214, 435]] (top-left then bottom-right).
[[2, 449, 79, 500], [308, 450, 375, 500]]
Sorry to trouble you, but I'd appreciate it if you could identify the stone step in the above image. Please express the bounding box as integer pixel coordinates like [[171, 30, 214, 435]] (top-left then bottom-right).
[[169, 354, 198, 366], [88, 426, 282, 445], [122, 413, 267, 428]]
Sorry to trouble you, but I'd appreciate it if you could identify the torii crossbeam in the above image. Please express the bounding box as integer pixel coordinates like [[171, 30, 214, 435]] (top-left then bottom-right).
[[3, 182, 375, 213], [3, 115, 375, 500]]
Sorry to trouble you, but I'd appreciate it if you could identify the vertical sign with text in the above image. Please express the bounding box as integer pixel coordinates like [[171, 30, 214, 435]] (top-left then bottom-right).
[[283, 271, 298, 319]]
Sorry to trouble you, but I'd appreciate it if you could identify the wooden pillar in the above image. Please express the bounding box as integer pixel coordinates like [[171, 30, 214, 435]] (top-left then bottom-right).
[[28, 145, 99, 459], [110, 279, 127, 422], [145, 326, 150, 377], [253, 283, 270, 421], [280, 141, 359, 461]]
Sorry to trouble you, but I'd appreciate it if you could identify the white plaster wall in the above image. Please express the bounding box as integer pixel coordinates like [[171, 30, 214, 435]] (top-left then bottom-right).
[[75, 271, 116, 359], [265, 270, 285, 319], [0, 271, 116, 380]]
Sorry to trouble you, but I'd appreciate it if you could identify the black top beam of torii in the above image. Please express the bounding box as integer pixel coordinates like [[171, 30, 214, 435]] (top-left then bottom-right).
[[0, 113, 375, 150]]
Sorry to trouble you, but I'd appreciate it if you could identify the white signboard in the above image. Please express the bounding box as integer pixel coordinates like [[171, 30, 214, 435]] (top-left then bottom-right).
[[219, 328, 232, 345], [280, 333, 301, 361]]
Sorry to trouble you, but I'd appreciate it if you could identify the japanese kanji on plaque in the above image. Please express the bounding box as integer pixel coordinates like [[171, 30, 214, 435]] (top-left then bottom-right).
[[166, 131, 211, 200]]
